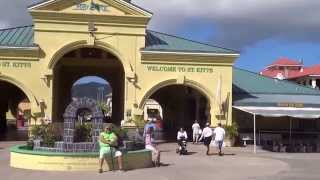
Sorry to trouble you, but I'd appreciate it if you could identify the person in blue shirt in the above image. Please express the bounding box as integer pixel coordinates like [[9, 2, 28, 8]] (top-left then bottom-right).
[[143, 118, 157, 138]]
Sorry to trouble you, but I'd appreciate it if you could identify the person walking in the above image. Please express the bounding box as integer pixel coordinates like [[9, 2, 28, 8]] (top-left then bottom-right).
[[192, 120, 201, 144], [98, 124, 124, 173], [214, 123, 226, 156], [199, 122, 213, 155]]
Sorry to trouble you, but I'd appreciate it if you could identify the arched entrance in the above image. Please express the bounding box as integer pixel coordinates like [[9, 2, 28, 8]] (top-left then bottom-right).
[[52, 47, 124, 125], [146, 85, 210, 140], [71, 76, 112, 121], [0, 80, 30, 140]]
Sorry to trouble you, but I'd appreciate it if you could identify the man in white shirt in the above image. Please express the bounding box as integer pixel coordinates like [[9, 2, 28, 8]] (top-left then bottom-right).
[[192, 120, 201, 144], [213, 123, 225, 156], [199, 122, 213, 155]]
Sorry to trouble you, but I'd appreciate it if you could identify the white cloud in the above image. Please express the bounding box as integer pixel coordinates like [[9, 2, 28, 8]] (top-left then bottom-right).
[[0, 20, 10, 29], [1, 0, 319, 50], [133, 0, 320, 49]]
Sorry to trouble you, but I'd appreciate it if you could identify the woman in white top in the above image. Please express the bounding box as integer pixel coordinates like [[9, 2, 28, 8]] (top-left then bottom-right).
[[177, 127, 188, 141], [177, 127, 187, 149], [199, 122, 213, 155]]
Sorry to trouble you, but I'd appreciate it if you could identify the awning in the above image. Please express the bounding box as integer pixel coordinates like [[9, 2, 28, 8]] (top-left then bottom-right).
[[233, 106, 320, 154], [233, 106, 320, 119]]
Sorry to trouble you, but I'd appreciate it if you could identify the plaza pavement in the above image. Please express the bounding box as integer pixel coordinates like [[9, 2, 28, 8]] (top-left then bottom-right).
[[1, 141, 320, 180]]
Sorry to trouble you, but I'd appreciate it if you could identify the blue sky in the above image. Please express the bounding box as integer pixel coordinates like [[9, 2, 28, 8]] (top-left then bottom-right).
[[74, 76, 108, 85], [1, 0, 320, 79]]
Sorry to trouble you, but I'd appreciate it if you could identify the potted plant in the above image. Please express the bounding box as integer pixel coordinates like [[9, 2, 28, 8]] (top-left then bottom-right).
[[223, 122, 238, 147]]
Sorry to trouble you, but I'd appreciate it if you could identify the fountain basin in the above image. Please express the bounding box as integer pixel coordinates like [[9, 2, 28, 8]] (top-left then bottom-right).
[[10, 145, 152, 171]]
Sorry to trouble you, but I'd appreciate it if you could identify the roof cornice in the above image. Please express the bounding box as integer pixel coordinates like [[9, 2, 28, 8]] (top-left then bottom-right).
[[141, 50, 240, 57], [28, 0, 152, 17]]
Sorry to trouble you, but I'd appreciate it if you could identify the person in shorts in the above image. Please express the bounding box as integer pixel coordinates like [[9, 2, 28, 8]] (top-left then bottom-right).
[[98, 124, 123, 173], [214, 123, 226, 156], [199, 122, 213, 155], [145, 126, 160, 167]]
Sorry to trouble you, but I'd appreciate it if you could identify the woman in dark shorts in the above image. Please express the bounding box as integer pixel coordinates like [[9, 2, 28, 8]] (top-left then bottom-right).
[[199, 123, 213, 155], [204, 136, 212, 146]]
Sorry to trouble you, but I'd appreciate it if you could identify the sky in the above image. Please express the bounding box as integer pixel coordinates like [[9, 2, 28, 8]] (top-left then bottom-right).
[[1, 0, 320, 74]]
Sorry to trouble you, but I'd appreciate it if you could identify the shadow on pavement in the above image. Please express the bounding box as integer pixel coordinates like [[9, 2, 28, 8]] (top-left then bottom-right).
[[208, 153, 236, 156], [159, 162, 171, 167], [186, 151, 197, 155], [159, 150, 171, 153]]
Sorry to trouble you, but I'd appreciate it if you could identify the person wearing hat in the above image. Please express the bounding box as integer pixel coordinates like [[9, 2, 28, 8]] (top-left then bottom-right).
[[98, 124, 124, 173], [199, 122, 213, 155]]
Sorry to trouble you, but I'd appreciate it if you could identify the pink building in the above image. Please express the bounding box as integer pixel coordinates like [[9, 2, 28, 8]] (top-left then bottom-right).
[[260, 57, 320, 89]]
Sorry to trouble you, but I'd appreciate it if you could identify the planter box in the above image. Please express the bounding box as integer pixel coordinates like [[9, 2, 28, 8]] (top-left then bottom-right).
[[224, 138, 235, 147]]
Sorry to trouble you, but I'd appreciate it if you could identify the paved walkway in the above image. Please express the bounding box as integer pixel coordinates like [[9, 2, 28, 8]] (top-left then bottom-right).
[[1, 141, 320, 180]]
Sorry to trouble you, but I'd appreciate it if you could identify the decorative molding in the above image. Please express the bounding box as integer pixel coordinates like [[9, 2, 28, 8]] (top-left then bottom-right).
[[30, 11, 150, 26], [28, 0, 153, 17], [0, 47, 39, 61]]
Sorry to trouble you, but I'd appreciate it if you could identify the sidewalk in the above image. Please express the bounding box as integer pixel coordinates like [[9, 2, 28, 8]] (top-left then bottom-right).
[[1, 141, 319, 180]]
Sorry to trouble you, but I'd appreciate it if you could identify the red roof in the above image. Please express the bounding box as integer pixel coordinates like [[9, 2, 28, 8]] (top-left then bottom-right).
[[289, 65, 320, 79], [266, 57, 302, 68], [261, 57, 320, 79]]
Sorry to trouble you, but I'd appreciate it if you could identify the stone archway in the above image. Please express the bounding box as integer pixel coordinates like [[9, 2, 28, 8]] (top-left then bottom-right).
[[63, 97, 104, 152], [139, 79, 213, 109], [0, 78, 34, 140], [140, 82, 212, 140], [52, 47, 125, 125]]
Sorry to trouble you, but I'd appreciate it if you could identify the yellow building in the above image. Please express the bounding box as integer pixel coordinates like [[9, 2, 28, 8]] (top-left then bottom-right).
[[0, 0, 239, 138]]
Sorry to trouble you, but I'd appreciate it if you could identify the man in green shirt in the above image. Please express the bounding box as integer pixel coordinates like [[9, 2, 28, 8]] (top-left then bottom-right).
[[98, 124, 123, 173]]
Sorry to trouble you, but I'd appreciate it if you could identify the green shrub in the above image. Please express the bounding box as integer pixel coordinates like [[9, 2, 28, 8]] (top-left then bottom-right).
[[30, 124, 62, 147], [112, 125, 128, 140], [132, 115, 146, 128], [223, 122, 239, 139], [74, 123, 92, 142]]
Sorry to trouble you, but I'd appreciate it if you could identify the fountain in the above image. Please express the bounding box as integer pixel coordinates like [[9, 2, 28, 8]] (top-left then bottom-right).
[[10, 98, 152, 171]]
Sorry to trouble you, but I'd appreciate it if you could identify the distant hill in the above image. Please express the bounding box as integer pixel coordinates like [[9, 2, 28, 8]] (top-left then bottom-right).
[[71, 82, 111, 100]]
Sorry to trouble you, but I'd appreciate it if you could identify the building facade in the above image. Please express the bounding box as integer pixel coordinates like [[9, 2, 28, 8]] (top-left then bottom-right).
[[261, 57, 320, 89], [0, 0, 239, 137]]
